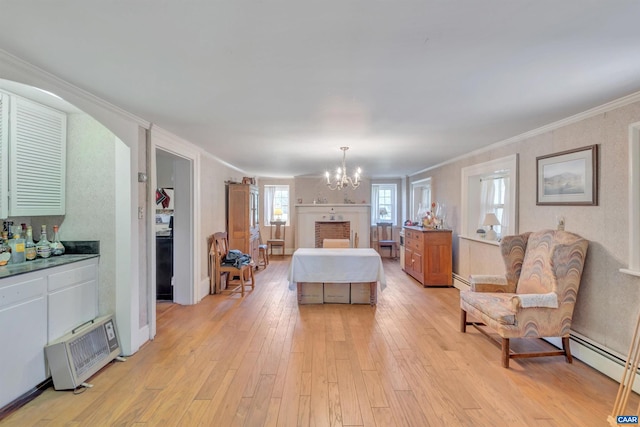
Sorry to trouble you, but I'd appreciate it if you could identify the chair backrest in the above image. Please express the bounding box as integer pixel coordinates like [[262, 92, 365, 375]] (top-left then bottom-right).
[[376, 222, 394, 242], [501, 229, 588, 299], [270, 220, 286, 240], [212, 231, 229, 266], [323, 238, 350, 248]]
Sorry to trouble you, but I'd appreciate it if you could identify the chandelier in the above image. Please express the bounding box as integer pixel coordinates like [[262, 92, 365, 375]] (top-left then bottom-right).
[[325, 146, 361, 191]]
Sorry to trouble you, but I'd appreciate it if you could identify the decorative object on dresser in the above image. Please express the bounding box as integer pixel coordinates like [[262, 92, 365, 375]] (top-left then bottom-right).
[[267, 220, 286, 256], [226, 183, 260, 264], [376, 222, 397, 258], [403, 226, 452, 287], [460, 229, 589, 368]]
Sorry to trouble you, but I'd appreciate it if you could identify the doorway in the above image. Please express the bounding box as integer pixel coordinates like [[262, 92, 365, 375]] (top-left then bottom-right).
[[154, 148, 193, 305]]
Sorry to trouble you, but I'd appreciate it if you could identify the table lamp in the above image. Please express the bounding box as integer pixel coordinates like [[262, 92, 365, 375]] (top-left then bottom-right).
[[483, 213, 500, 240], [274, 208, 283, 221]]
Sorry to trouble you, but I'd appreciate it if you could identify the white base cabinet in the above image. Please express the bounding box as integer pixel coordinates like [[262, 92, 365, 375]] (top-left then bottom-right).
[[0, 257, 98, 408]]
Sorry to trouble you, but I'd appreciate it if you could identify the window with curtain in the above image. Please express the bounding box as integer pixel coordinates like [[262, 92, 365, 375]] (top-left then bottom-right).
[[478, 174, 508, 237], [461, 154, 518, 239], [264, 185, 290, 225], [371, 183, 397, 225]]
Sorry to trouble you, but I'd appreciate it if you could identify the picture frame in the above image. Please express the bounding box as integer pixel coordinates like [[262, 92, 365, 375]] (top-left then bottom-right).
[[536, 145, 598, 206]]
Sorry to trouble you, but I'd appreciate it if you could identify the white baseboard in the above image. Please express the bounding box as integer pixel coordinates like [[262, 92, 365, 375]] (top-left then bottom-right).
[[453, 273, 470, 291], [135, 324, 150, 352], [545, 334, 640, 393], [453, 273, 635, 391], [199, 277, 210, 301]]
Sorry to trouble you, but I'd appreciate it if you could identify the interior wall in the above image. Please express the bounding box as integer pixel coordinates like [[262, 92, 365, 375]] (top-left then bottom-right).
[[199, 153, 244, 286], [137, 127, 148, 328], [294, 176, 371, 205], [65, 113, 118, 315], [156, 154, 174, 188], [410, 100, 640, 356]]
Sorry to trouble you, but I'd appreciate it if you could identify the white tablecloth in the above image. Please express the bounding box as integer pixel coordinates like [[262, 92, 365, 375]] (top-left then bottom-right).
[[288, 248, 386, 288]]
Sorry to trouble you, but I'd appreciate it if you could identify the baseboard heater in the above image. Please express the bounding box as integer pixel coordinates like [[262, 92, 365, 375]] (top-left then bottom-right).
[[45, 314, 121, 390]]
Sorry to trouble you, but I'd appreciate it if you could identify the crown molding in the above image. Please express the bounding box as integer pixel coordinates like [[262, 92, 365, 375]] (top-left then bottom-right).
[[0, 49, 150, 128], [150, 124, 248, 174], [410, 90, 640, 177]]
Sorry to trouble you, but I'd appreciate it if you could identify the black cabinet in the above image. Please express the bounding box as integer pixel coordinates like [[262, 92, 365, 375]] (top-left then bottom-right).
[[156, 236, 173, 300]]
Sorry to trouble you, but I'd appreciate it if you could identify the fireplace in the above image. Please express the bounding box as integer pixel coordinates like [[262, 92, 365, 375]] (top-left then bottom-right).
[[315, 221, 350, 248], [295, 204, 371, 249]]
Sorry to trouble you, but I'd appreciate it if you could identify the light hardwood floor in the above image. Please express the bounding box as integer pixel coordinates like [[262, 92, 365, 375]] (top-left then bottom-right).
[[2, 256, 634, 426]]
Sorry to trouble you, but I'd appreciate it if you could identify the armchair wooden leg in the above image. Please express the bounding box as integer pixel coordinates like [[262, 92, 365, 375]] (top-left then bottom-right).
[[460, 309, 467, 333], [562, 336, 573, 363], [502, 338, 510, 368]]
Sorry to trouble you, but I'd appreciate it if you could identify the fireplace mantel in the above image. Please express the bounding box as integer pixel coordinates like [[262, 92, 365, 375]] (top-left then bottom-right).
[[295, 204, 371, 249]]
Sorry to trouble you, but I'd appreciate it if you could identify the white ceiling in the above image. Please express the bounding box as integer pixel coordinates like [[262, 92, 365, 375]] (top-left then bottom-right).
[[1, 1, 640, 178]]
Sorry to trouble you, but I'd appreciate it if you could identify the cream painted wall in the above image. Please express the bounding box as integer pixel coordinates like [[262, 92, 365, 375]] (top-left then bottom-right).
[[294, 176, 371, 205], [65, 113, 118, 315], [199, 154, 244, 283], [137, 127, 148, 328], [410, 100, 640, 356]]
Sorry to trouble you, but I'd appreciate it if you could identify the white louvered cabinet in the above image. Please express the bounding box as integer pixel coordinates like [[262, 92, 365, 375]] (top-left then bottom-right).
[[0, 91, 66, 217]]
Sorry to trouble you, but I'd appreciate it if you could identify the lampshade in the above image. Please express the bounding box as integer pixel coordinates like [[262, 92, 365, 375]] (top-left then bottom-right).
[[483, 213, 500, 241], [274, 208, 283, 216], [482, 213, 500, 226]]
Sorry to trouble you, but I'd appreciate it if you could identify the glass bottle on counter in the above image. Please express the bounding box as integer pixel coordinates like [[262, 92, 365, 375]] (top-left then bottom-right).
[[24, 226, 37, 261], [3, 220, 13, 239], [0, 231, 12, 266], [50, 225, 65, 256], [36, 225, 52, 259], [9, 232, 25, 264]]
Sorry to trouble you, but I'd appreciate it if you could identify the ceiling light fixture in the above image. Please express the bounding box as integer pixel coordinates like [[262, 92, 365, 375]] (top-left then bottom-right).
[[325, 147, 361, 191]]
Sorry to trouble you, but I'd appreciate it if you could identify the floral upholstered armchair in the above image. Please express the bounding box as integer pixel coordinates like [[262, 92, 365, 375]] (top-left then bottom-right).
[[459, 229, 589, 368]]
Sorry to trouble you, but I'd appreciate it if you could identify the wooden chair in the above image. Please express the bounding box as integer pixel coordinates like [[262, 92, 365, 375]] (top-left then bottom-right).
[[211, 231, 255, 296], [376, 222, 397, 258], [460, 229, 589, 368], [267, 220, 286, 256], [322, 238, 350, 248], [257, 230, 269, 268]]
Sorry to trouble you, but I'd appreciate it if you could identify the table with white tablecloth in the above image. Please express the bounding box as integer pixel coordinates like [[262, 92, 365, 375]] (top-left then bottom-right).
[[288, 248, 386, 305]]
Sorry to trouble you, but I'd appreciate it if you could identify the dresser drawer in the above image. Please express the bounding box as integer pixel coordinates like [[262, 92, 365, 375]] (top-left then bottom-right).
[[405, 237, 422, 252]]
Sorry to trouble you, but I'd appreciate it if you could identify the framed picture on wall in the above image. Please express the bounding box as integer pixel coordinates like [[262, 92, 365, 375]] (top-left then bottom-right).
[[536, 145, 598, 205]]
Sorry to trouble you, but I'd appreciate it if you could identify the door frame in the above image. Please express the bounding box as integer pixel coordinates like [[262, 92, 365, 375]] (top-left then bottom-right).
[[149, 126, 201, 339]]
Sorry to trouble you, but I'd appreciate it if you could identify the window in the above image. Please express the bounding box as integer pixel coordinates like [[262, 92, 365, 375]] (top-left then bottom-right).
[[411, 178, 431, 223], [372, 183, 397, 225], [264, 184, 289, 225], [622, 121, 640, 276], [461, 154, 518, 240], [478, 174, 508, 236]]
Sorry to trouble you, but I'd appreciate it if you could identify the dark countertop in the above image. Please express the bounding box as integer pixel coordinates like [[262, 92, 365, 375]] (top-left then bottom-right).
[[0, 240, 100, 280], [0, 254, 99, 279]]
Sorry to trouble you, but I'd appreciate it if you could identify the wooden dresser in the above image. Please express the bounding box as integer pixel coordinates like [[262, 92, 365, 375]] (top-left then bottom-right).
[[227, 183, 259, 263], [403, 226, 452, 287]]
